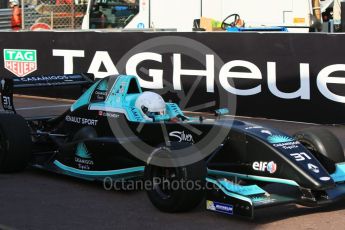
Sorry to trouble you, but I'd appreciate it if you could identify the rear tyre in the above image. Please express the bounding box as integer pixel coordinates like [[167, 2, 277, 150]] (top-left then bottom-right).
[[294, 127, 344, 174], [0, 113, 31, 173], [144, 155, 206, 213]]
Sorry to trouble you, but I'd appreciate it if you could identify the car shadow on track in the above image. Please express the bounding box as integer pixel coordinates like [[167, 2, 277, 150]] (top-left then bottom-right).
[[19, 168, 345, 228], [253, 202, 345, 224], [198, 200, 345, 226], [27, 167, 143, 195]]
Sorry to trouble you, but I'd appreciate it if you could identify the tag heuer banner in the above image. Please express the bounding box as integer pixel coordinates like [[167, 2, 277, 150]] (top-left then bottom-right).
[[3, 49, 37, 77], [0, 31, 344, 124]]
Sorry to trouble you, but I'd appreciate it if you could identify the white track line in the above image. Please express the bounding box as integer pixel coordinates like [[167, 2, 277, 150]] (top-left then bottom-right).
[[14, 94, 75, 103], [16, 104, 72, 111]]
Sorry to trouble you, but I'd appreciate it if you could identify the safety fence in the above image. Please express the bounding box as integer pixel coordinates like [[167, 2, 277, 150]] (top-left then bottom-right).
[[0, 8, 11, 30], [23, 0, 87, 30]]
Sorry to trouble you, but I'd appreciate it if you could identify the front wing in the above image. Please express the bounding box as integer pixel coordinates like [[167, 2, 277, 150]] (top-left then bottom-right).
[[205, 163, 345, 218]]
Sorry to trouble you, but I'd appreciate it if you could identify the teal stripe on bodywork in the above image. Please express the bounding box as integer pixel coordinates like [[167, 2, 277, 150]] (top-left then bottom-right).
[[71, 80, 100, 112], [331, 163, 345, 183], [208, 169, 299, 187], [206, 177, 253, 204], [53, 160, 144, 176]]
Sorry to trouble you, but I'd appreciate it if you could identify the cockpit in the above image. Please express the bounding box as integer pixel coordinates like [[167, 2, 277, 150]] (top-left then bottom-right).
[[71, 75, 187, 123]]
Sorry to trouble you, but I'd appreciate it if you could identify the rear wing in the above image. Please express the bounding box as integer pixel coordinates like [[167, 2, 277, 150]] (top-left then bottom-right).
[[0, 74, 94, 113]]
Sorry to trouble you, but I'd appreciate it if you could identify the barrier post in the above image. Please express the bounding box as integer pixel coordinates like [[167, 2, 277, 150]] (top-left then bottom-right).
[[341, 1, 345, 32], [71, 0, 75, 29], [50, 10, 53, 29], [21, 0, 24, 29]]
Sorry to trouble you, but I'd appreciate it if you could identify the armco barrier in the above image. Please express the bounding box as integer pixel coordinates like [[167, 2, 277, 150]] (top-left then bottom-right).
[[0, 31, 344, 124], [0, 8, 11, 30]]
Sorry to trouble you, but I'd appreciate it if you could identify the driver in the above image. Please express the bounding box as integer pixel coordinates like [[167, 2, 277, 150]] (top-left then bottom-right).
[[135, 92, 170, 122]]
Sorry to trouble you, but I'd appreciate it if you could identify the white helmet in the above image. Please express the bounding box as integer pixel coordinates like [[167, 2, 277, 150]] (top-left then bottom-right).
[[135, 91, 166, 121]]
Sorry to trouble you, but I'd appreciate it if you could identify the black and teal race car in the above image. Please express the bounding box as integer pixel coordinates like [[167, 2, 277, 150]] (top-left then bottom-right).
[[1, 74, 345, 219]]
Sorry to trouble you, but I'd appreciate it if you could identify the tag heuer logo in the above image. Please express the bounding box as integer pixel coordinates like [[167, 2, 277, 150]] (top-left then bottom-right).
[[3, 49, 37, 77]]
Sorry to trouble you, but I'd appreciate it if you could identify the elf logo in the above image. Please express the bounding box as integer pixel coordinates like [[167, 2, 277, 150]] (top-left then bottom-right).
[[252, 161, 277, 174]]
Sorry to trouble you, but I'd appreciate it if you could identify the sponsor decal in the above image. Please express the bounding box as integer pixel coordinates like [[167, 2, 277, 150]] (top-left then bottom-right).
[[290, 152, 324, 174], [206, 200, 233, 215], [137, 22, 145, 28], [308, 163, 320, 173], [1, 94, 13, 111], [95, 91, 107, 96], [65, 115, 98, 126], [320, 177, 331, 181], [94, 90, 107, 100], [52, 48, 345, 104], [98, 111, 119, 118], [290, 152, 311, 162], [273, 141, 300, 150], [289, 151, 325, 174], [4, 49, 37, 77], [169, 131, 194, 143], [75, 143, 91, 159], [74, 143, 94, 170], [75, 157, 94, 165], [267, 135, 294, 144], [252, 161, 277, 174], [18, 75, 70, 82], [266, 161, 277, 174], [130, 107, 142, 121], [206, 200, 216, 210], [75, 157, 94, 170]]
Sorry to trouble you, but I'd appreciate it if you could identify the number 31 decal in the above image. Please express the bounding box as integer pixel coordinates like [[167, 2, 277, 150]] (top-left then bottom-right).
[[290, 152, 311, 162]]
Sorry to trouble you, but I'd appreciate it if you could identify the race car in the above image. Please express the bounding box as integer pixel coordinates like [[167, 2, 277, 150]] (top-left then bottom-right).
[[0, 74, 345, 219]]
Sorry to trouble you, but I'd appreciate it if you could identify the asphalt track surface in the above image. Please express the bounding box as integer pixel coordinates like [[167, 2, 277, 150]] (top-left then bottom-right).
[[1, 97, 345, 230]]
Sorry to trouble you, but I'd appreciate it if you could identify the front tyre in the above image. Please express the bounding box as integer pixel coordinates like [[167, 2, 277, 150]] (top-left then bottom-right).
[[0, 113, 32, 173], [144, 160, 206, 213], [294, 127, 344, 174]]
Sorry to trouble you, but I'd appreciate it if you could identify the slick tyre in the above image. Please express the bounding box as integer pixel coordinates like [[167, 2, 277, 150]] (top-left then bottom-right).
[[0, 113, 31, 173], [144, 159, 206, 213], [294, 127, 344, 174]]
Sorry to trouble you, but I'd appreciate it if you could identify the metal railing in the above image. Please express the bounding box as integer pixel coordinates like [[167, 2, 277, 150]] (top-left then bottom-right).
[[0, 8, 11, 30]]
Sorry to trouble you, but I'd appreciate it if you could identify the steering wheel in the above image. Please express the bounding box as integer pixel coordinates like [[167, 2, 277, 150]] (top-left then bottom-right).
[[221, 14, 241, 30]]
